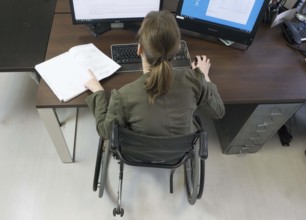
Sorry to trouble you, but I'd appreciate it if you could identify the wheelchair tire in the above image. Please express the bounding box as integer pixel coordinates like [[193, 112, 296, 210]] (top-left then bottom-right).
[[184, 145, 201, 205], [197, 160, 205, 199], [98, 141, 110, 198], [93, 138, 103, 192]]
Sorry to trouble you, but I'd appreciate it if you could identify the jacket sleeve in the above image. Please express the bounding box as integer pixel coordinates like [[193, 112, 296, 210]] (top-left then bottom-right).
[[85, 90, 126, 139], [194, 68, 225, 119]]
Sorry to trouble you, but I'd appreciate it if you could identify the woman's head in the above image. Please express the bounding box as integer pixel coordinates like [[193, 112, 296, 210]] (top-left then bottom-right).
[[137, 10, 181, 104]]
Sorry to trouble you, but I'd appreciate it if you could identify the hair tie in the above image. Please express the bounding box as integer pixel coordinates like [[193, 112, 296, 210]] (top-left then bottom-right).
[[156, 56, 167, 65], [160, 56, 166, 62], [153, 56, 168, 66]]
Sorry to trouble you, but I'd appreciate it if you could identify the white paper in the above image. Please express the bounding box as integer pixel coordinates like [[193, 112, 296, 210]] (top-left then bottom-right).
[[271, 8, 297, 28], [35, 43, 121, 102]]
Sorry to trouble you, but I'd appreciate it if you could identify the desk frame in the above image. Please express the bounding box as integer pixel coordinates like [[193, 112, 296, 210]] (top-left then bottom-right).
[[37, 108, 79, 163]]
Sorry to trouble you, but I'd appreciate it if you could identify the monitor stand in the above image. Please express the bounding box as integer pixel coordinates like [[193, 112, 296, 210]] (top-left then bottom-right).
[[218, 38, 234, 46], [88, 22, 140, 37], [180, 29, 249, 50]]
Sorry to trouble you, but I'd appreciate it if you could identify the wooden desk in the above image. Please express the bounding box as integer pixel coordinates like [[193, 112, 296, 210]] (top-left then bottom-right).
[[0, 0, 57, 72], [37, 14, 306, 162], [55, 0, 71, 13], [37, 14, 306, 106]]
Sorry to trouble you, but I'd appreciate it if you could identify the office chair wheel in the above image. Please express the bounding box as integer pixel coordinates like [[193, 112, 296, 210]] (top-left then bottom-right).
[[113, 207, 124, 217], [98, 141, 111, 198], [184, 145, 201, 205]]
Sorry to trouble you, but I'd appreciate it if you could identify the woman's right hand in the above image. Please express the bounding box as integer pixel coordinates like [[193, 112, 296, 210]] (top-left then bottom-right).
[[191, 55, 211, 82], [84, 69, 104, 93]]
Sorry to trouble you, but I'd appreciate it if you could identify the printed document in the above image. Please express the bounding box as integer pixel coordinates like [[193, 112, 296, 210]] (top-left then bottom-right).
[[35, 43, 120, 102]]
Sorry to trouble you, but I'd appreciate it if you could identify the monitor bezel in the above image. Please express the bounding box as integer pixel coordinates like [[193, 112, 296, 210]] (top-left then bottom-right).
[[69, 0, 164, 25], [175, 0, 270, 46]]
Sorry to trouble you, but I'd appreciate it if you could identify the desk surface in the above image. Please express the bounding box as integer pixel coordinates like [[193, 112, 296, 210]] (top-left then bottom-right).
[[0, 0, 57, 72], [55, 0, 71, 13], [36, 14, 306, 107]]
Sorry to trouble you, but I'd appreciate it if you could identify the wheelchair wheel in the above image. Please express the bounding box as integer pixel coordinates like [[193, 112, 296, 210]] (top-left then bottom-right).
[[197, 160, 205, 199], [98, 141, 111, 198], [93, 138, 103, 192], [184, 145, 201, 205]]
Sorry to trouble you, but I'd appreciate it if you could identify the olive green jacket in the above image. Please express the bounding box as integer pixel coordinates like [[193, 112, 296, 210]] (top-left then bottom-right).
[[86, 68, 225, 139]]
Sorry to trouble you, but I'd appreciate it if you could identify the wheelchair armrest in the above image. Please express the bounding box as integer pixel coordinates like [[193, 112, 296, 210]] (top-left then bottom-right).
[[199, 130, 208, 160], [111, 122, 119, 151]]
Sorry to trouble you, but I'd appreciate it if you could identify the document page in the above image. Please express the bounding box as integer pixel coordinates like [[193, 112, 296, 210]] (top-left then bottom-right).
[[68, 43, 120, 81], [206, 0, 255, 25]]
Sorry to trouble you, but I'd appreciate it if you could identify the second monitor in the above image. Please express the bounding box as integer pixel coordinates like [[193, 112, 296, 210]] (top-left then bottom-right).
[[175, 0, 270, 47]]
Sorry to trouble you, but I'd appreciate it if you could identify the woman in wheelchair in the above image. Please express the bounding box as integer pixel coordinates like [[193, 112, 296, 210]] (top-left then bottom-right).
[[84, 10, 224, 139], [84, 10, 225, 216]]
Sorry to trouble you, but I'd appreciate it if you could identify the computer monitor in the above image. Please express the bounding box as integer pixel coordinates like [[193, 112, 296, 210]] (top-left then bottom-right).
[[70, 0, 163, 36], [175, 0, 270, 46]]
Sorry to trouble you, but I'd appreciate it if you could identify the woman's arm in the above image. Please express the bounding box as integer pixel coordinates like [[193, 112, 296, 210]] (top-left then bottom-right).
[[192, 55, 225, 119], [84, 70, 125, 139]]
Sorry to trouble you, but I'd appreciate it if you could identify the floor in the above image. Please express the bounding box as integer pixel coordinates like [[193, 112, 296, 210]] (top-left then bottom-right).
[[0, 72, 306, 220]]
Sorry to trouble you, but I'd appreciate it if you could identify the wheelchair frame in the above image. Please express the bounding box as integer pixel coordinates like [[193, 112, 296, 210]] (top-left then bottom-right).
[[93, 115, 207, 217]]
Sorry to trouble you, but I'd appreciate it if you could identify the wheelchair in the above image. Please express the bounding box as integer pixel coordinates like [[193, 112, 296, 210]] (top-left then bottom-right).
[[93, 115, 208, 217]]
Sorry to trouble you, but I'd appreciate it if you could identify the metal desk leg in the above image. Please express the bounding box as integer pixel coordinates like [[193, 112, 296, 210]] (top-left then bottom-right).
[[37, 108, 75, 163]]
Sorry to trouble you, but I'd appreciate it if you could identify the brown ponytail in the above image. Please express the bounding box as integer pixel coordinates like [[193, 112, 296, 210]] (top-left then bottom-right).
[[137, 11, 181, 104]]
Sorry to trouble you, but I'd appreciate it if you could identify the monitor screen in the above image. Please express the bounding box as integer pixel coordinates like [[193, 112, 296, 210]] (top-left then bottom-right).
[[176, 0, 269, 46], [70, 0, 162, 24]]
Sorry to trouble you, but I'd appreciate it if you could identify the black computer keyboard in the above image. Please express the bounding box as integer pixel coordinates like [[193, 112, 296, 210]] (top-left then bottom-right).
[[111, 40, 191, 72]]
